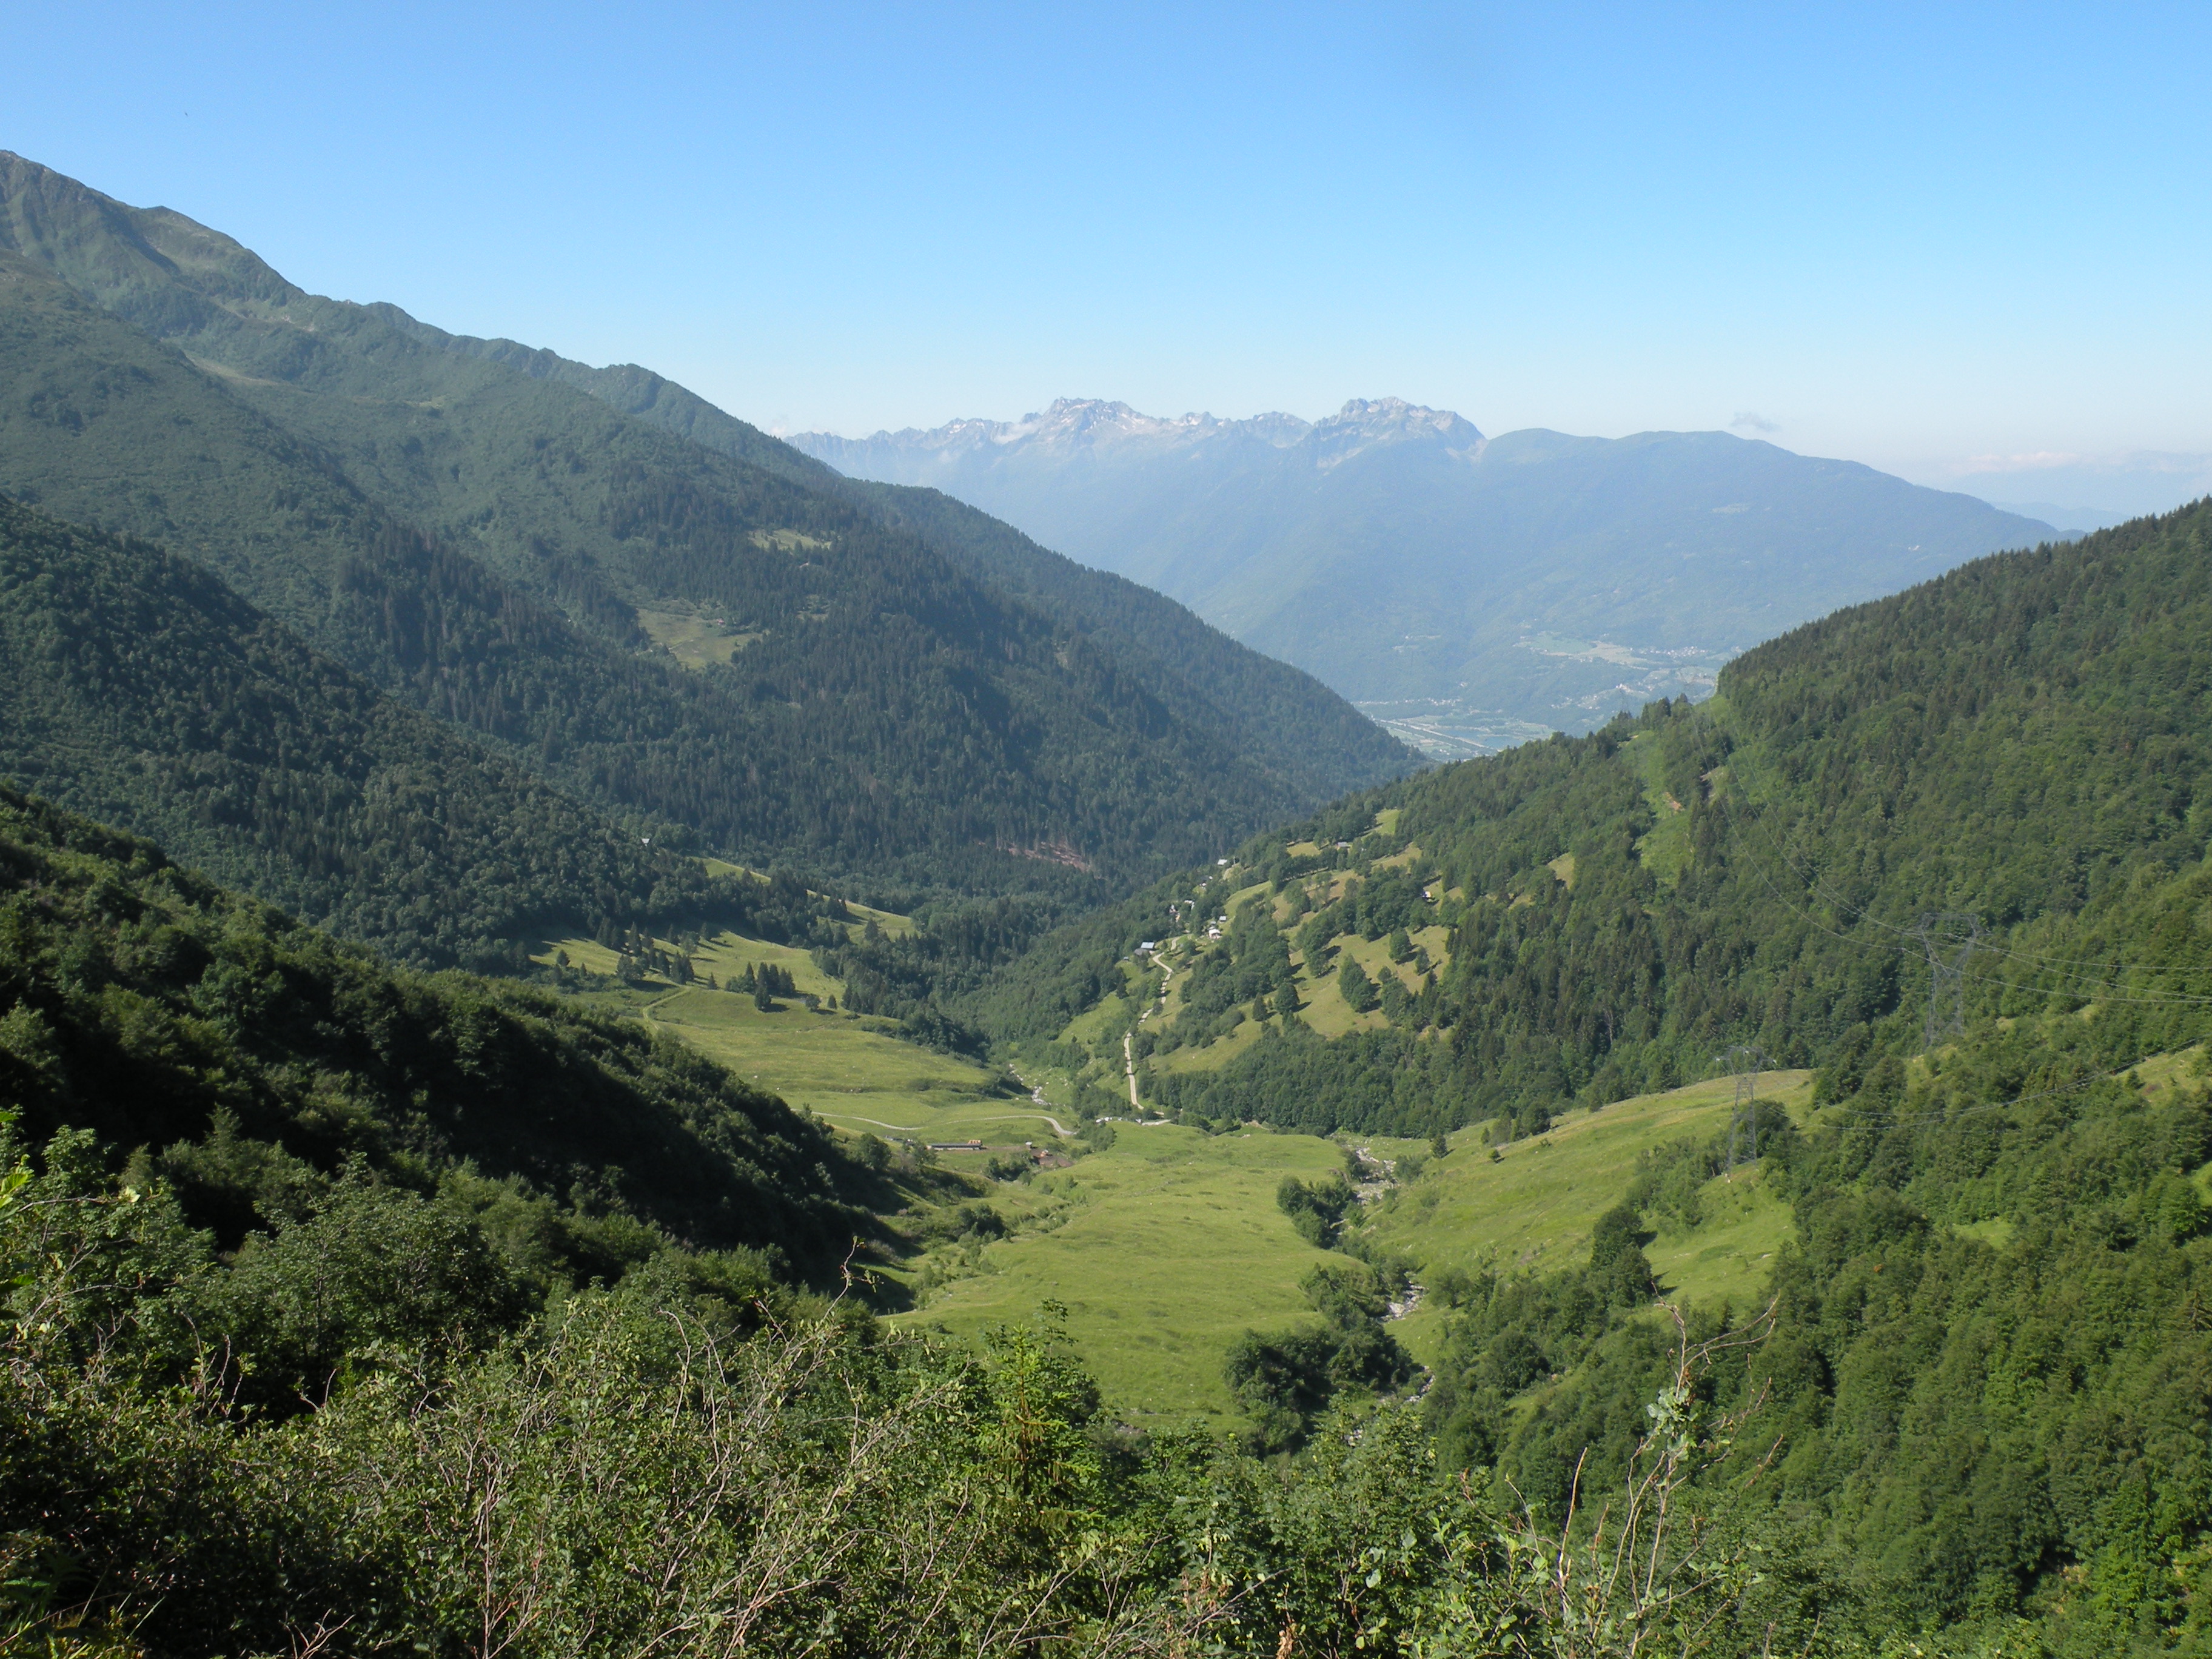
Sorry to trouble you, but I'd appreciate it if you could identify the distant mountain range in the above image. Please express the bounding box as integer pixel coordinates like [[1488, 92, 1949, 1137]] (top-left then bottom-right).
[[0, 152, 1414, 950], [793, 400, 2062, 757]]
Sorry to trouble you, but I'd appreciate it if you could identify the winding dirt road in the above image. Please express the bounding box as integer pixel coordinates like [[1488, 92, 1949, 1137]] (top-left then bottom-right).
[[1121, 947, 1185, 1112]]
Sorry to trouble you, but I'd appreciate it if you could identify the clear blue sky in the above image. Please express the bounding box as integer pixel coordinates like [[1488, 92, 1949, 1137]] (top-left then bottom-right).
[[14, 1, 2210, 515]]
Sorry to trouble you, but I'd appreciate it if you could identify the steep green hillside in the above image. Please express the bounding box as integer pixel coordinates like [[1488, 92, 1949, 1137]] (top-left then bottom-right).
[[0, 496, 842, 970], [537, 919, 1056, 1150], [809, 480, 1415, 804], [0, 152, 1410, 899], [1412, 1029, 2212, 1650], [1363, 1072, 1814, 1359], [514, 367, 1416, 799], [0, 783, 867, 1278], [985, 500, 2212, 1144]]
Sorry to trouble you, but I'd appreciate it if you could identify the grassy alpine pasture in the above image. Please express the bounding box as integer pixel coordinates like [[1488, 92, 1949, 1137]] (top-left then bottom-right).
[[1361, 1070, 1813, 1364], [540, 908, 1815, 1426], [903, 1068, 1809, 1421], [549, 925, 847, 1000], [1148, 1004, 1272, 1073], [1621, 723, 1697, 886], [1283, 925, 1447, 1041], [634, 605, 764, 669], [897, 1124, 1349, 1423], [650, 988, 1078, 1143], [539, 926, 1053, 1143], [1056, 843, 1457, 1096]]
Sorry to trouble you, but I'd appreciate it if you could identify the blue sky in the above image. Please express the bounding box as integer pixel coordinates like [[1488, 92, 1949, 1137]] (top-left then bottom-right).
[[13, 2, 2210, 517]]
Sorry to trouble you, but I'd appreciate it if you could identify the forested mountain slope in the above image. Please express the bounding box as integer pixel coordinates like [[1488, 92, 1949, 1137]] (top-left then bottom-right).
[[0, 153, 1412, 900], [500, 347, 1418, 799], [0, 783, 866, 1278], [0, 496, 842, 971], [957, 501, 2212, 1655], [830, 479, 1412, 806], [979, 498, 2212, 1140], [797, 398, 2057, 751]]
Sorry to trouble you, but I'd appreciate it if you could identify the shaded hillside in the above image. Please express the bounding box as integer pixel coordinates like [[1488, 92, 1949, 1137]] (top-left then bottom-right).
[[796, 398, 2058, 749], [0, 496, 846, 971], [977, 499, 2212, 1139], [833, 480, 1416, 803], [0, 783, 865, 1277], [0, 152, 1408, 894]]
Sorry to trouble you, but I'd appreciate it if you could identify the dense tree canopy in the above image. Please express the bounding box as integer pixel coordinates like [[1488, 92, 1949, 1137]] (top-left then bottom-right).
[[0, 784, 866, 1276], [991, 500, 2212, 1141], [0, 497, 846, 970]]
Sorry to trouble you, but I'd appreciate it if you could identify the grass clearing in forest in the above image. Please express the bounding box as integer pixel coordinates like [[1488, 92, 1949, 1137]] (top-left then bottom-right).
[[1360, 1070, 1813, 1364], [900, 1124, 1349, 1422], [635, 606, 763, 669], [538, 927, 1042, 1142], [1096, 846, 1457, 1081], [642, 987, 1026, 1129], [1622, 728, 1694, 886]]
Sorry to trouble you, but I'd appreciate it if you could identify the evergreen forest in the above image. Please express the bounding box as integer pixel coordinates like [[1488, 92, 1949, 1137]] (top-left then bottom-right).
[[981, 500, 2212, 1142], [0, 497, 836, 971]]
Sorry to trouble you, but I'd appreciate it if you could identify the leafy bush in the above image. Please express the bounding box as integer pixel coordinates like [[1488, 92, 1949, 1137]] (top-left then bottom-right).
[[1275, 1173, 1355, 1248]]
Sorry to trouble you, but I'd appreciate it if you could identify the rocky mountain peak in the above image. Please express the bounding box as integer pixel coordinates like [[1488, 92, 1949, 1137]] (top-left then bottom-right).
[[796, 396, 1484, 465]]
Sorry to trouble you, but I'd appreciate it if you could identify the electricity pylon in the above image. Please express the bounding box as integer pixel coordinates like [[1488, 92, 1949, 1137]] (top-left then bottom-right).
[[1911, 913, 1985, 1050], [1714, 1043, 1772, 1173]]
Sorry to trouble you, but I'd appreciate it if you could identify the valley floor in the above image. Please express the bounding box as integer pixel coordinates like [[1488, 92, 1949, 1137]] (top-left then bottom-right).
[[897, 1124, 1346, 1421], [558, 910, 1825, 1425]]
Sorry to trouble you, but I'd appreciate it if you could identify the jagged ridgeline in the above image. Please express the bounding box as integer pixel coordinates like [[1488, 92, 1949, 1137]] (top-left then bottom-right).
[[0, 496, 850, 970], [978, 499, 2212, 1133], [0, 783, 865, 1278], [0, 153, 1414, 903]]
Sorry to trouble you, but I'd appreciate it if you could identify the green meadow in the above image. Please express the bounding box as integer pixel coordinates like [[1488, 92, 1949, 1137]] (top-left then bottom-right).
[[540, 925, 1053, 1143], [634, 605, 764, 669], [901, 1071, 1809, 1422], [1064, 838, 1461, 1096], [899, 1123, 1349, 1422], [1362, 1070, 1814, 1363], [1621, 723, 1697, 885], [541, 913, 1823, 1424]]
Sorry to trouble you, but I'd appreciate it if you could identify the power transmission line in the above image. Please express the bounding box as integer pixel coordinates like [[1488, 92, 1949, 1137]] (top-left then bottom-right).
[[1715, 748, 2211, 987], [1910, 913, 1985, 1049], [1811, 1050, 2185, 1131], [1713, 1043, 1772, 1172], [1709, 757, 2212, 1010]]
